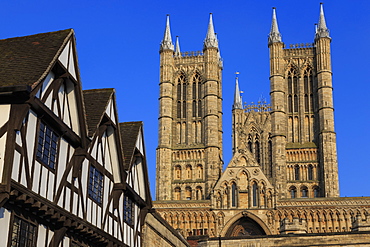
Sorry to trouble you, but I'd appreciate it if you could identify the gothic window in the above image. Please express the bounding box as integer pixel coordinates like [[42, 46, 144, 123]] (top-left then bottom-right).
[[304, 94, 309, 112], [288, 76, 292, 94], [10, 216, 37, 247], [196, 186, 203, 200], [294, 95, 298, 112], [231, 183, 237, 207], [175, 165, 181, 179], [124, 195, 134, 226], [37, 122, 59, 170], [197, 164, 203, 179], [268, 139, 273, 177], [175, 187, 181, 200], [182, 101, 187, 118], [313, 187, 320, 198], [294, 165, 300, 181], [186, 165, 192, 179], [293, 76, 298, 94], [88, 164, 104, 204], [192, 100, 197, 117], [308, 165, 313, 180], [177, 101, 181, 118], [290, 186, 297, 198], [185, 187, 192, 200], [288, 95, 293, 113], [255, 140, 260, 164], [198, 100, 202, 118], [177, 82, 181, 101], [252, 182, 258, 207], [301, 186, 308, 198], [193, 82, 197, 100], [248, 135, 253, 154]]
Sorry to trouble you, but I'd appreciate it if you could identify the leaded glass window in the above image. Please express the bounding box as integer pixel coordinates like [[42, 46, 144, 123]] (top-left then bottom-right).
[[88, 165, 104, 204], [11, 216, 37, 247], [37, 122, 58, 169], [124, 195, 134, 226]]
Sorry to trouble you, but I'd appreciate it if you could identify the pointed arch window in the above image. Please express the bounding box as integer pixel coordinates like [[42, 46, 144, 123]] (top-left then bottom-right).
[[231, 183, 237, 207], [268, 138, 273, 177], [177, 74, 187, 119], [192, 100, 197, 117], [255, 139, 260, 164], [252, 183, 258, 207]]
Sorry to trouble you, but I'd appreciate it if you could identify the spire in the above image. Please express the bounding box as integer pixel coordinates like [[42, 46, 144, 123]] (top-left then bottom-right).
[[204, 13, 218, 49], [268, 7, 282, 45], [175, 36, 181, 56], [160, 15, 174, 51], [233, 72, 243, 110], [315, 3, 330, 40]]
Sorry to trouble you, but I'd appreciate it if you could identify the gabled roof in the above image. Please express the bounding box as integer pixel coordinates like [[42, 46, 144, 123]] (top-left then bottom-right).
[[119, 121, 142, 170], [0, 29, 73, 88], [83, 88, 114, 137]]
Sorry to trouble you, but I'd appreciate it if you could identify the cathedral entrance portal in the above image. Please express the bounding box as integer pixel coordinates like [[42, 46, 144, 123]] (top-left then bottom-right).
[[225, 216, 266, 237]]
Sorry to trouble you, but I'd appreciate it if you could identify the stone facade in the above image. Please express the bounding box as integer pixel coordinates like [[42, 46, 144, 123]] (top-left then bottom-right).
[[154, 5, 370, 246]]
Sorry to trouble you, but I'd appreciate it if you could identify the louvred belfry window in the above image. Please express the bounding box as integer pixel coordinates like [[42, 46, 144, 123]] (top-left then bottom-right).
[[37, 122, 59, 170]]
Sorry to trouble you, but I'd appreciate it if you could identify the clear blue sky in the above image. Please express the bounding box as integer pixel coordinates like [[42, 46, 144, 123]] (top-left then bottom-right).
[[1, 0, 369, 198]]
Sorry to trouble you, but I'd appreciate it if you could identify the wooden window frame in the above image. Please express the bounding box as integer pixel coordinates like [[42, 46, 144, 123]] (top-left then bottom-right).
[[88, 164, 104, 204], [36, 121, 59, 170], [8, 214, 38, 247]]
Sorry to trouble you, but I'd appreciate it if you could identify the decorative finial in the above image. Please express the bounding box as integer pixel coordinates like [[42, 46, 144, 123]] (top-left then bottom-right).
[[233, 72, 243, 110], [268, 7, 282, 45], [160, 15, 174, 51], [204, 13, 219, 49], [315, 3, 330, 40], [175, 36, 181, 56]]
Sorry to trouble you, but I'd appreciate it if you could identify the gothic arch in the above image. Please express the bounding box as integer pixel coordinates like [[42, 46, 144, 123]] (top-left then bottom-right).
[[221, 211, 272, 237]]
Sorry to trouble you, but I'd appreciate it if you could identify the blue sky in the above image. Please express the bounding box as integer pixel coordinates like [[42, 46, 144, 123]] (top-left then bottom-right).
[[1, 0, 369, 198]]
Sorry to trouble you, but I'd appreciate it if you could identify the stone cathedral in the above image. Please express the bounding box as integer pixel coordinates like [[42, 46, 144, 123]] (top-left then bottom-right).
[[154, 5, 370, 246]]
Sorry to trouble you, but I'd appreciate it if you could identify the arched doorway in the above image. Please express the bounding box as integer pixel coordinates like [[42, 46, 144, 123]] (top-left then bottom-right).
[[225, 216, 266, 237]]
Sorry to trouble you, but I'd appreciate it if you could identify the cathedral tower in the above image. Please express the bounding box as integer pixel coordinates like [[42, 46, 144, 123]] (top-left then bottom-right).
[[156, 14, 223, 201], [268, 4, 339, 198]]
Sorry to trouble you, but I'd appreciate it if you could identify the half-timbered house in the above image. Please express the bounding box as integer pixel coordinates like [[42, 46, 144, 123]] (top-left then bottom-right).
[[0, 29, 153, 246]]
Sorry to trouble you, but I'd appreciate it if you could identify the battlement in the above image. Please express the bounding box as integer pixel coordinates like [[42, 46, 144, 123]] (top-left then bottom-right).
[[284, 44, 315, 57], [244, 101, 271, 113]]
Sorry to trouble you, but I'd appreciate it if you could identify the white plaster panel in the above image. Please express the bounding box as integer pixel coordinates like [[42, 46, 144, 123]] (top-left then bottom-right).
[[92, 201, 97, 226], [11, 151, 21, 182], [37, 224, 47, 247], [58, 40, 70, 69], [47, 171, 54, 201], [15, 130, 21, 146], [0, 134, 7, 183], [0, 105, 10, 127], [0, 208, 11, 245], [58, 83, 65, 120], [33, 162, 41, 193], [57, 139, 68, 187], [87, 199, 91, 223], [65, 187, 71, 212], [40, 166, 48, 198], [72, 192, 78, 215], [40, 72, 55, 101], [66, 81, 80, 136], [26, 111, 37, 170], [135, 131, 144, 155], [68, 46, 77, 81], [44, 94, 53, 110]]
